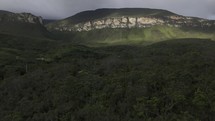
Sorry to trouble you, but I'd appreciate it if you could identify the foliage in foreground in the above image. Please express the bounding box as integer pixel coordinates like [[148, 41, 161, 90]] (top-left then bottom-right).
[[1, 38, 215, 121]]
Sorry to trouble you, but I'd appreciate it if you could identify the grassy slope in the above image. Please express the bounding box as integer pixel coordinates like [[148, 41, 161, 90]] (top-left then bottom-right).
[[52, 26, 215, 46]]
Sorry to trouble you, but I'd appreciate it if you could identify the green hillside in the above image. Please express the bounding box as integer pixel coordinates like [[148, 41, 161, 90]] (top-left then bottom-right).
[[0, 10, 52, 39], [46, 8, 215, 46], [52, 26, 215, 46], [0, 22, 52, 38]]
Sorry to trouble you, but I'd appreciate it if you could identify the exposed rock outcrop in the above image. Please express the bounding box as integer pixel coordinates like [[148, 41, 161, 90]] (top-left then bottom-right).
[[0, 11, 43, 24], [50, 15, 215, 32], [16, 13, 43, 24]]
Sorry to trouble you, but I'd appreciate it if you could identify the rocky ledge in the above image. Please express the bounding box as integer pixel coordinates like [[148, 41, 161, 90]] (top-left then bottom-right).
[[51, 15, 215, 32]]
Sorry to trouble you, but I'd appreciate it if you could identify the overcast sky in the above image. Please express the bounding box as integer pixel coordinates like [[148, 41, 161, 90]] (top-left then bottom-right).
[[0, 0, 215, 20]]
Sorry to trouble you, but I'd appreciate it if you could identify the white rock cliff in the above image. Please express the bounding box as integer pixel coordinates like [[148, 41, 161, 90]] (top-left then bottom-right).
[[51, 15, 215, 32]]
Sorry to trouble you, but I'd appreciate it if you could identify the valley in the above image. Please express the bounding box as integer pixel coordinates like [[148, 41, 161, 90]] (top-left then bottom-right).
[[0, 8, 215, 121]]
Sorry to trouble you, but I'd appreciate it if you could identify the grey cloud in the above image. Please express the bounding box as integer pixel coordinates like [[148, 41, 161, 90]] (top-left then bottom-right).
[[0, 0, 214, 19]]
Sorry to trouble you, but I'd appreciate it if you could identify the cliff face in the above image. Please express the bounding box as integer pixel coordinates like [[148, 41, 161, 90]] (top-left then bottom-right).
[[16, 13, 43, 24], [49, 15, 215, 32], [53, 16, 164, 31], [46, 8, 215, 32], [0, 11, 43, 24]]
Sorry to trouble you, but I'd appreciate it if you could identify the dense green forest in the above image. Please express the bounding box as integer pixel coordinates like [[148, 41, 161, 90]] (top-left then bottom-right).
[[1, 34, 215, 121]]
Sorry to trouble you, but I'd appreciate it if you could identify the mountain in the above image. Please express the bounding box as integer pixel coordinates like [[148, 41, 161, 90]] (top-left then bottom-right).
[[46, 8, 215, 32], [46, 8, 215, 46], [0, 10, 51, 38], [0, 10, 43, 24]]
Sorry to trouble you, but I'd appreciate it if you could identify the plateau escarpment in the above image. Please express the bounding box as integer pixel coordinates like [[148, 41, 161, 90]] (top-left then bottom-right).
[[52, 16, 215, 32], [53, 16, 166, 31], [0, 11, 43, 24], [46, 8, 215, 32]]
